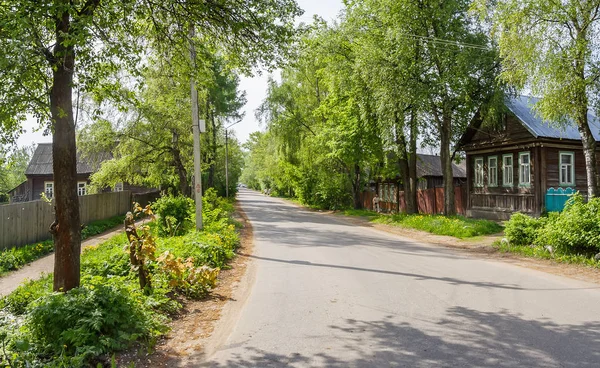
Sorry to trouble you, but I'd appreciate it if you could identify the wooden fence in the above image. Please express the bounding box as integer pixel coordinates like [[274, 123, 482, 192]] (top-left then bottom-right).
[[360, 185, 467, 215], [0, 191, 132, 250]]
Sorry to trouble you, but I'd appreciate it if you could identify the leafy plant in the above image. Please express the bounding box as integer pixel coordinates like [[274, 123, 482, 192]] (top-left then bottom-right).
[[152, 195, 194, 236], [535, 194, 600, 254], [504, 213, 542, 246], [25, 276, 166, 364]]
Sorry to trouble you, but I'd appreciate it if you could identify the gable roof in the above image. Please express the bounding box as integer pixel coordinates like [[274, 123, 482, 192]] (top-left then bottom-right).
[[25, 143, 112, 176], [506, 95, 600, 141], [416, 154, 466, 179]]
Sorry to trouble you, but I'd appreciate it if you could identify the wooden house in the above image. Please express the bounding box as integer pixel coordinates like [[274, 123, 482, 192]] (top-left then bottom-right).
[[459, 95, 600, 220], [8, 143, 151, 203]]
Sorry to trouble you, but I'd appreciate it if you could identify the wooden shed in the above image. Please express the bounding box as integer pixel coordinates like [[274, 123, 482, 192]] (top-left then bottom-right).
[[459, 95, 600, 220]]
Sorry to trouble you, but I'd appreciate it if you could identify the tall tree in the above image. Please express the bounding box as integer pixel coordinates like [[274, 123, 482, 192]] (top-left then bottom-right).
[[480, 0, 600, 196], [0, 0, 302, 292]]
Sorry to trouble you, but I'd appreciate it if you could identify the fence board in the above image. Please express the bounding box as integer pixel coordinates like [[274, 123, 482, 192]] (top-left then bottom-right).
[[360, 185, 466, 215], [0, 191, 132, 251]]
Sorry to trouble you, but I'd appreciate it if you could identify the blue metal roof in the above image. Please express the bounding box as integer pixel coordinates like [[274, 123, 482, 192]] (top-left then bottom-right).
[[506, 96, 600, 141]]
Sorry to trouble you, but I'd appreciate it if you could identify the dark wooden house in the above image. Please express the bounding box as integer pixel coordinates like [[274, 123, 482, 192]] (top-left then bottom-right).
[[459, 95, 600, 220], [8, 143, 150, 203]]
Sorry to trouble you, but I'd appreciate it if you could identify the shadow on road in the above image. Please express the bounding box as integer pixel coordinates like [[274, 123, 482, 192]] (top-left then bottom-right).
[[202, 306, 600, 367]]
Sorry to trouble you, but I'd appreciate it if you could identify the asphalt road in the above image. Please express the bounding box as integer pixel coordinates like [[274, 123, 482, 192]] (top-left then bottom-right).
[[204, 189, 600, 367]]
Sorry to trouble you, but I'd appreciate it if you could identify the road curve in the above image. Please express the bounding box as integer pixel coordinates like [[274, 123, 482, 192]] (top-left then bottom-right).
[[203, 189, 600, 367]]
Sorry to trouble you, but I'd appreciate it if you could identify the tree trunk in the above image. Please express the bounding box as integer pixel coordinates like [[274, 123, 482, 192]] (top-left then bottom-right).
[[440, 110, 456, 215], [352, 163, 362, 209], [50, 5, 81, 292], [577, 107, 599, 197], [396, 120, 417, 214], [172, 144, 190, 197], [407, 110, 418, 213]]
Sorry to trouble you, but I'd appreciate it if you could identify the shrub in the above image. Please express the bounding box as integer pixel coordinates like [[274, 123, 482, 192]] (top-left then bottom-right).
[[25, 276, 166, 364], [536, 194, 600, 254], [504, 213, 541, 246], [152, 195, 194, 236]]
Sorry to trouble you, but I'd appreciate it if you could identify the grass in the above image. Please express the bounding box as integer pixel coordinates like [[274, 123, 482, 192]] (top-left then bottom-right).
[[343, 210, 503, 239], [0, 215, 126, 276], [494, 241, 600, 269]]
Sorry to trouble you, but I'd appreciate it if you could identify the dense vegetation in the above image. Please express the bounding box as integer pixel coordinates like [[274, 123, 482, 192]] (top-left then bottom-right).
[[502, 194, 600, 266], [241, 0, 503, 213], [0, 190, 239, 367]]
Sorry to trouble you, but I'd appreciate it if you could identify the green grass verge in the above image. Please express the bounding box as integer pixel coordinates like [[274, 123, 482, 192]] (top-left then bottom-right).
[[0, 215, 126, 276], [493, 241, 600, 269], [343, 211, 503, 239]]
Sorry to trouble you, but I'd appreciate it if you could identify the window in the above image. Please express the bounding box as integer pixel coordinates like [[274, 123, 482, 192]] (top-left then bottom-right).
[[559, 152, 575, 186], [114, 182, 124, 192], [77, 182, 87, 196], [44, 181, 54, 199], [488, 156, 498, 187], [519, 152, 531, 186], [503, 154, 513, 187], [474, 157, 484, 187]]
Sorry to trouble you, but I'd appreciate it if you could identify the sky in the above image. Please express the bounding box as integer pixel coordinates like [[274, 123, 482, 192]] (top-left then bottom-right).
[[15, 0, 345, 149]]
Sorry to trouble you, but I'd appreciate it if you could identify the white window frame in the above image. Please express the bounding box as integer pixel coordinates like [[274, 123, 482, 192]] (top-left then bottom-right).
[[114, 182, 124, 192], [519, 152, 531, 187], [77, 181, 87, 196], [559, 151, 575, 186], [502, 154, 514, 187], [488, 156, 498, 187], [474, 157, 484, 187], [44, 181, 54, 199]]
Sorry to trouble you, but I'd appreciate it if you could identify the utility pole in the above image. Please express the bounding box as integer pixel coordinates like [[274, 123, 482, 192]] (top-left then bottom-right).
[[224, 119, 242, 198], [190, 24, 204, 230]]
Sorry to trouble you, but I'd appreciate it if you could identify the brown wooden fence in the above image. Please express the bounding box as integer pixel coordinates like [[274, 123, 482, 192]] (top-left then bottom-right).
[[359, 185, 467, 215], [0, 191, 132, 250]]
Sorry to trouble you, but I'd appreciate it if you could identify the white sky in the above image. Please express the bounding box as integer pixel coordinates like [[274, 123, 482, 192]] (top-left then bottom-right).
[[15, 0, 344, 149]]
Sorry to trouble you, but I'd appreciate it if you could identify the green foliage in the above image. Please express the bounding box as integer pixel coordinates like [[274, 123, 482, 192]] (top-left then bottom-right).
[[536, 195, 600, 254], [0, 275, 53, 315], [80, 215, 125, 240], [504, 213, 543, 246], [0, 146, 32, 200], [0, 215, 125, 276], [25, 276, 166, 365], [0, 242, 53, 275], [0, 191, 239, 366], [368, 213, 503, 239], [80, 234, 131, 278], [153, 195, 195, 236], [504, 194, 600, 258]]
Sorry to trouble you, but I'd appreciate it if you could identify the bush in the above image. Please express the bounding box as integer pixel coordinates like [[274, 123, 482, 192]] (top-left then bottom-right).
[[153, 195, 195, 236], [536, 194, 600, 254], [504, 212, 542, 246], [24, 276, 166, 364]]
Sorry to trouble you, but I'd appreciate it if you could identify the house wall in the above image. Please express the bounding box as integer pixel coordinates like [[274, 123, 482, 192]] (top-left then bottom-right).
[[467, 146, 538, 219], [30, 174, 91, 200], [544, 147, 598, 193]]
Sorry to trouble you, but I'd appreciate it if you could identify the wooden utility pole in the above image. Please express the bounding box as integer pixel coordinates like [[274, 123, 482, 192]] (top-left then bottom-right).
[[190, 24, 203, 230]]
